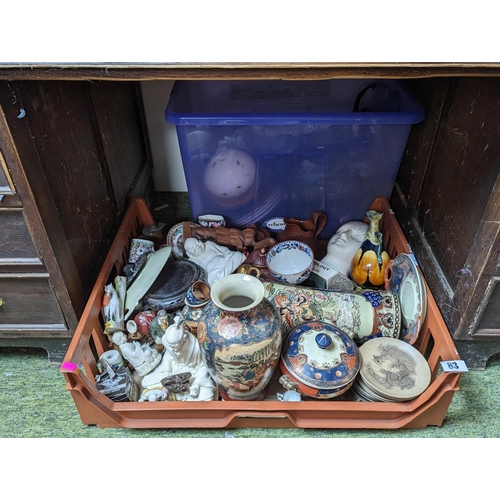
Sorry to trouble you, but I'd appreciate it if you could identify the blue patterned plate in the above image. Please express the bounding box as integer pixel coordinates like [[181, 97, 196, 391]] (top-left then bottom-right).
[[384, 253, 427, 345]]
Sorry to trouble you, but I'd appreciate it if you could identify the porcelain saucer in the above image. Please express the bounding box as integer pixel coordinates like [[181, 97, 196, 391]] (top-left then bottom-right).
[[166, 221, 200, 259], [124, 245, 172, 319], [385, 253, 427, 345]]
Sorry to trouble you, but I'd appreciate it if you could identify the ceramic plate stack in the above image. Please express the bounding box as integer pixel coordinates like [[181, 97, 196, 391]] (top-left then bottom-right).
[[351, 337, 431, 402]]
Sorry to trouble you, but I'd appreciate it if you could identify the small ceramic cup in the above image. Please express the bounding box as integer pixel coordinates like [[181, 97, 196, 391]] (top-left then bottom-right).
[[128, 238, 155, 264], [197, 214, 226, 228], [99, 350, 125, 370], [266, 240, 314, 285], [185, 280, 211, 307]]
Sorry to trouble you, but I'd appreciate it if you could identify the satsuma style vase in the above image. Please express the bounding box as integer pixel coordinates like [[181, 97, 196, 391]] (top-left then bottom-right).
[[197, 274, 282, 401], [350, 210, 390, 288]]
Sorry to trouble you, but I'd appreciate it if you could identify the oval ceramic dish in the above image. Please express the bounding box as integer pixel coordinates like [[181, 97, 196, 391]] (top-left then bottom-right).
[[384, 253, 427, 344]]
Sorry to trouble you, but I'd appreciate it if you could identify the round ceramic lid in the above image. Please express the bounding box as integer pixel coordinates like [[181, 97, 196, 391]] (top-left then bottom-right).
[[385, 253, 427, 345], [358, 337, 431, 401], [282, 321, 360, 391]]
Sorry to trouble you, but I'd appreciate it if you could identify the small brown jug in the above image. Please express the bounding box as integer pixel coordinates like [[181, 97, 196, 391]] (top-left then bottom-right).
[[277, 210, 327, 253]]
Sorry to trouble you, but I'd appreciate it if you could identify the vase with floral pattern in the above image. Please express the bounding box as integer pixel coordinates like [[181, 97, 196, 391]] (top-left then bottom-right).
[[197, 274, 282, 401]]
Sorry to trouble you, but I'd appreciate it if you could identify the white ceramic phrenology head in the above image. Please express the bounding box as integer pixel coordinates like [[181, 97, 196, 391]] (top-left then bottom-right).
[[321, 221, 369, 275]]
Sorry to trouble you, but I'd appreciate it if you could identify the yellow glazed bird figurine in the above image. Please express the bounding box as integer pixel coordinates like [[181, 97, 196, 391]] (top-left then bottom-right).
[[350, 210, 390, 288]]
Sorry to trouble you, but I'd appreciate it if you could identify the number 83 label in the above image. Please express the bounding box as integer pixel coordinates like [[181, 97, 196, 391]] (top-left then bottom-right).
[[440, 360, 469, 373]]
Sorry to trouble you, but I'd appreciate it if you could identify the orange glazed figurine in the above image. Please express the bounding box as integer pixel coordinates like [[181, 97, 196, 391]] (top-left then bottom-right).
[[350, 210, 390, 288]]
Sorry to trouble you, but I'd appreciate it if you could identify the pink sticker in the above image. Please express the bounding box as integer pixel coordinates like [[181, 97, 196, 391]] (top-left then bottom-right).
[[61, 362, 78, 371]]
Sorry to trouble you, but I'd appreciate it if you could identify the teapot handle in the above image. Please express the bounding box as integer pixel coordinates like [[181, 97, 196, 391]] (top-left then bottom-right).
[[312, 211, 328, 238]]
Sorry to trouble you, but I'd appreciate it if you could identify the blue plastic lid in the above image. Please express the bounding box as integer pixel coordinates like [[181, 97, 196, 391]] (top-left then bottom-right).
[[166, 79, 424, 126]]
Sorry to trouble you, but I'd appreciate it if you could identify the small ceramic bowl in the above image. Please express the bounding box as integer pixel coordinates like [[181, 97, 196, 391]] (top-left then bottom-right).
[[197, 214, 226, 228], [185, 280, 211, 307], [266, 240, 314, 284]]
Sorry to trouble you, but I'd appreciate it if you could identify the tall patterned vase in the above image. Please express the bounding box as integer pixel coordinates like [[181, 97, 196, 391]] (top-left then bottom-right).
[[350, 210, 390, 288], [197, 274, 282, 401]]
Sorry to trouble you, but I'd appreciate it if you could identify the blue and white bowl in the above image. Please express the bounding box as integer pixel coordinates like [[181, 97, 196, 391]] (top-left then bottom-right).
[[266, 240, 314, 284]]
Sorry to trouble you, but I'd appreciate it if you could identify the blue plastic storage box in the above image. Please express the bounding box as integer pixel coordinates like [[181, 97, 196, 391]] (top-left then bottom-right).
[[165, 79, 424, 239]]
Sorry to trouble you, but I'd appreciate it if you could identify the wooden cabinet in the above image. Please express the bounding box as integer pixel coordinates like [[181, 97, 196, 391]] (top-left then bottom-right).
[[0, 64, 499, 369], [391, 76, 500, 369], [0, 80, 154, 363]]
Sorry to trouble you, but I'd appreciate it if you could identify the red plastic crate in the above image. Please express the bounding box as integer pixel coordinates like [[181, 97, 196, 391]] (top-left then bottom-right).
[[61, 197, 462, 429]]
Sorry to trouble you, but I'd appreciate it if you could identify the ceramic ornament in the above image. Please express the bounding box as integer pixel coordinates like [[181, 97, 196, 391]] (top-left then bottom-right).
[[351, 210, 390, 288], [197, 274, 282, 401], [204, 149, 256, 204]]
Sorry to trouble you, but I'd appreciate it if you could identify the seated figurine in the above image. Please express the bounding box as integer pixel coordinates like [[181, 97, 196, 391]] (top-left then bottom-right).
[[184, 237, 246, 286], [140, 316, 217, 401], [311, 220, 369, 291], [111, 331, 162, 377]]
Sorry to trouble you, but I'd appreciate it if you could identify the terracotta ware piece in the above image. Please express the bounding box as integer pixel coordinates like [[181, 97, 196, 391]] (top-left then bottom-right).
[[182, 222, 277, 252], [350, 210, 390, 288], [133, 310, 156, 336], [241, 247, 274, 281], [277, 210, 327, 252]]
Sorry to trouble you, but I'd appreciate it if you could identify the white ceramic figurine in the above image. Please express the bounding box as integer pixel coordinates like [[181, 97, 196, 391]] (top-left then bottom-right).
[[140, 316, 217, 402], [184, 237, 246, 286]]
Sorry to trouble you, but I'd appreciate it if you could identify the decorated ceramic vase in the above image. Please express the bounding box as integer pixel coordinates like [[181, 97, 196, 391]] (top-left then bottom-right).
[[181, 280, 211, 335], [350, 210, 390, 288], [197, 274, 282, 401]]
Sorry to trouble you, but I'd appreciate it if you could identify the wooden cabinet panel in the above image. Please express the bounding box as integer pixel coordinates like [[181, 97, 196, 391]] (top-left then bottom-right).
[[1, 80, 153, 300], [415, 78, 500, 291], [0, 79, 153, 363], [0, 208, 42, 264], [0, 275, 66, 330], [393, 77, 500, 368], [0, 149, 15, 195]]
